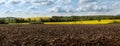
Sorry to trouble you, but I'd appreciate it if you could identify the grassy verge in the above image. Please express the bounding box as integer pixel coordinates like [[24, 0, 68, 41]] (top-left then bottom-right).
[[9, 23, 30, 25]]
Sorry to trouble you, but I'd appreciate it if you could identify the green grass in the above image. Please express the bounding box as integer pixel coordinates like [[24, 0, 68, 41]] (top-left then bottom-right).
[[9, 23, 30, 25]]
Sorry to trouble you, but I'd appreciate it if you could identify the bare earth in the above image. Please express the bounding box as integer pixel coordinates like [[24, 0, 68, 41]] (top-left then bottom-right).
[[0, 24, 120, 46]]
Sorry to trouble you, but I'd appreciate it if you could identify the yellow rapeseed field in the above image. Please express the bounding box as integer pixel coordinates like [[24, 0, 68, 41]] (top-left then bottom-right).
[[44, 19, 120, 24]]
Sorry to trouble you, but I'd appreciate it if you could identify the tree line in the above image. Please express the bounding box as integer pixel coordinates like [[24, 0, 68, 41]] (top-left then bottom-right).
[[0, 15, 120, 24], [49, 16, 120, 22]]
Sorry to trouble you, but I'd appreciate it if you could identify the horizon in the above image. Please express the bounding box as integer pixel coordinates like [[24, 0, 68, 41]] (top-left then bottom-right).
[[0, 14, 118, 18], [0, 0, 120, 17]]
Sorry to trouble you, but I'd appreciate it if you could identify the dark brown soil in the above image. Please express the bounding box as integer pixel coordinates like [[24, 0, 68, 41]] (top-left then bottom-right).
[[0, 24, 120, 46]]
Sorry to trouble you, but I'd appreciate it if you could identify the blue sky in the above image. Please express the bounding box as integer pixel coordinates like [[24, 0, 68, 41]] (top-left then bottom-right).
[[0, 0, 120, 17]]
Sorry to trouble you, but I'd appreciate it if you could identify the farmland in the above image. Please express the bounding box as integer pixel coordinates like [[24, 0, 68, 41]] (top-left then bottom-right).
[[0, 16, 120, 24], [0, 24, 120, 46], [44, 19, 120, 24]]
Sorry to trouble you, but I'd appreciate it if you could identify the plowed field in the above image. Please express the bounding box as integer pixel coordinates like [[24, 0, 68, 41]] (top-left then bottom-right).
[[0, 24, 120, 46]]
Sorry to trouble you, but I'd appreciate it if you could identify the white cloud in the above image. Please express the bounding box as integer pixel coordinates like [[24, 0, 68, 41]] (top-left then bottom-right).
[[48, 0, 112, 14], [47, 5, 76, 13], [77, 0, 113, 13], [78, 3, 110, 12], [79, 0, 97, 4], [56, 0, 71, 5], [47, 6, 64, 13], [26, 0, 55, 6], [47, 0, 73, 13], [0, 0, 120, 16], [0, 1, 5, 5]]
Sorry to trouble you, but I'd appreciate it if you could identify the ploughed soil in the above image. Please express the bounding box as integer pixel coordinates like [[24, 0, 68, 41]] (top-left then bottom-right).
[[0, 24, 120, 46]]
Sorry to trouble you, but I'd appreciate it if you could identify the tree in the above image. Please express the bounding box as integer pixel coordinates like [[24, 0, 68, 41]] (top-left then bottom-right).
[[5, 17, 17, 23], [98, 16, 101, 22], [0, 18, 8, 24]]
